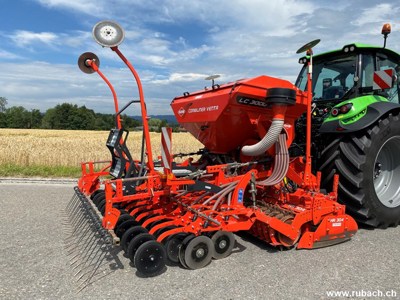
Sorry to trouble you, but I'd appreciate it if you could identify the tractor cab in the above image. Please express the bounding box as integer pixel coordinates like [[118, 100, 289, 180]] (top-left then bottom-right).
[[295, 44, 400, 105], [291, 24, 400, 229]]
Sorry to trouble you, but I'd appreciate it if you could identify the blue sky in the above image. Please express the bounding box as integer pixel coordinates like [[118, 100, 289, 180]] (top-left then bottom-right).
[[1, 0, 400, 115]]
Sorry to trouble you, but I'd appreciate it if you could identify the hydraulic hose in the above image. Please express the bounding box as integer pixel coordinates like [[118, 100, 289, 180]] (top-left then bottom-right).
[[241, 105, 287, 157]]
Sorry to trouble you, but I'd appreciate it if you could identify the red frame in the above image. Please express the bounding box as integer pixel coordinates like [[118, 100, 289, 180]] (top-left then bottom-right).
[[77, 45, 358, 251]]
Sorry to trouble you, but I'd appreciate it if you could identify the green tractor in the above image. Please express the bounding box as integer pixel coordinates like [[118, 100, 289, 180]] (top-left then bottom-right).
[[294, 24, 400, 228]]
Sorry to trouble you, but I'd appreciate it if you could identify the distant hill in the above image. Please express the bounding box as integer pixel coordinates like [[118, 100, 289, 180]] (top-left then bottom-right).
[[131, 115, 178, 124]]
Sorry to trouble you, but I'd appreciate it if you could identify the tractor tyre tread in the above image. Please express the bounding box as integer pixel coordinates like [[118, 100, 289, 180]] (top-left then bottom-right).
[[319, 113, 400, 228]]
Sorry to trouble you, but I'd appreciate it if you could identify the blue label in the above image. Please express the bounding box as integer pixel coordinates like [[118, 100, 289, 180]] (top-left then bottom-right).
[[238, 188, 244, 204]]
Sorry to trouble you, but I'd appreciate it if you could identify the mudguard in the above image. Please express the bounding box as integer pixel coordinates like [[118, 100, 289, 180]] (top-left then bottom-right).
[[320, 101, 400, 133]]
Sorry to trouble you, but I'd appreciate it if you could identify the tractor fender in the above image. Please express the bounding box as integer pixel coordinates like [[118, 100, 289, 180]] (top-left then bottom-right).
[[319, 102, 400, 133]]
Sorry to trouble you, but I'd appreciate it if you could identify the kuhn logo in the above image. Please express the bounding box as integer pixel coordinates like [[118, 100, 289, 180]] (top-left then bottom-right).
[[178, 107, 185, 117]]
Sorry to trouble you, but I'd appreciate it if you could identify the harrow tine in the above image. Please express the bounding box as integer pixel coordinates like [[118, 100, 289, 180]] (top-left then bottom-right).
[[65, 216, 96, 250], [78, 227, 102, 253], [72, 231, 102, 270], [65, 195, 85, 221], [74, 238, 110, 278], [65, 218, 91, 244], [65, 220, 94, 251], [64, 187, 123, 293], [76, 243, 113, 292], [65, 193, 79, 212], [75, 233, 115, 280], [62, 198, 84, 226], [67, 225, 100, 256], [68, 205, 89, 225]]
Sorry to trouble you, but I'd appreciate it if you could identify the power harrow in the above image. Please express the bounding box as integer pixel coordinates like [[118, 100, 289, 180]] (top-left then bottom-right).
[[69, 21, 358, 278]]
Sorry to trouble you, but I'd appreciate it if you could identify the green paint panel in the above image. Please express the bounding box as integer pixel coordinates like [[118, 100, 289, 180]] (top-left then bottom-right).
[[323, 95, 388, 125]]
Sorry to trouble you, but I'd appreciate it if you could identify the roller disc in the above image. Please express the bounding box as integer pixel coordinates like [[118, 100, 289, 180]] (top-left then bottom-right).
[[97, 200, 106, 214], [184, 236, 214, 270], [178, 234, 195, 269], [121, 226, 149, 253], [120, 209, 130, 215], [134, 241, 167, 276], [115, 219, 139, 238], [138, 214, 159, 225], [154, 225, 178, 238], [127, 233, 155, 263], [164, 233, 188, 263], [146, 219, 169, 230], [96, 198, 105, 209], [90, 189, 103, 200], [115, 214, 133, 230], [211, 231, 236, 259], [99, 202, 106, 216], [92, 192, 105, 206]]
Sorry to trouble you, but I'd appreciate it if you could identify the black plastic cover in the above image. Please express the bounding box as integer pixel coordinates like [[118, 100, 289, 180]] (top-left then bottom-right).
[[266, 88, 296, 106]]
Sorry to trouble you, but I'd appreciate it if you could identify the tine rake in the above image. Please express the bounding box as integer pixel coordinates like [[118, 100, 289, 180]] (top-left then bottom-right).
[[63, 187, 123, 293]]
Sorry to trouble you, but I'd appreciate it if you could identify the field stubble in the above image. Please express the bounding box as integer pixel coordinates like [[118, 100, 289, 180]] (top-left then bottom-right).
[[0, 129, 203, 177]]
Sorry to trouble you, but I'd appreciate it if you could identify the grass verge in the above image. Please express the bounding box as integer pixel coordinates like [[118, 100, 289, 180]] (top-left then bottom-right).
[[0, 164, 81, 178]]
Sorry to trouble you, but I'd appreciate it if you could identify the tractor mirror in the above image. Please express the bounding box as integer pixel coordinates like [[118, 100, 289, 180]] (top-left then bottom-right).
[[372, 68, 395, 90], [92, 20, 125, 48]]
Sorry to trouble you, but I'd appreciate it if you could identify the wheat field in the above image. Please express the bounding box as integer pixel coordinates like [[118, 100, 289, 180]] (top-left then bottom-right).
[[0, 129, 203, 173]]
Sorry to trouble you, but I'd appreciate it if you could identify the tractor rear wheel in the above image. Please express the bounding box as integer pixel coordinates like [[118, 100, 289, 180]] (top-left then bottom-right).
[[319, 113, 400, 228]]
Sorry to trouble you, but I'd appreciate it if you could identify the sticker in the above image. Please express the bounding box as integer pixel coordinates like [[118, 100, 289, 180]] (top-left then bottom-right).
[[187, 105, 219, 114], [329, 218, 344, 223], [238, 188, 244, 204], [237, 96, 269, 108]]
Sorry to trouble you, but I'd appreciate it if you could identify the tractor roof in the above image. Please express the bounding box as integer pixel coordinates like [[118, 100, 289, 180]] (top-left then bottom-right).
[[313, 43, 400, 60]]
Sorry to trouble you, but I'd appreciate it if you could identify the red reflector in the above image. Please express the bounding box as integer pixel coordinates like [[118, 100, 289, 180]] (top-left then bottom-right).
[[331, 108, 339, 116], [339, 103, 352, 114]]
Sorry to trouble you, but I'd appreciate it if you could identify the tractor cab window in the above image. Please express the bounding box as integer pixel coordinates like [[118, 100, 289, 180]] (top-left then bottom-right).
[[377, 54, 399, 103], [313, 55, 356, 101], [295, 55, 357, 102], [361, 54, 375, 88]]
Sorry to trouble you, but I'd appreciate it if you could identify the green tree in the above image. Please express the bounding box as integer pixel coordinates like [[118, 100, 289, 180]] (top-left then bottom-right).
[[4, 106, 31, 128], [69, 105, 96, 130], [30, 109, 43, 128], [94, 113, 113, 130], [42, 103, 96, 130], [41, 108, 57, 129], [157, 119, 168, 132], [0, 112, 6, 127], [148, 118, 162, 132], [0, 97, 7, 112], [121, 114, 140, 130]]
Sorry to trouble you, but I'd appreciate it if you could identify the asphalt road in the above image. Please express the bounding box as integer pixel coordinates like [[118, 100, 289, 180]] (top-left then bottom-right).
[[0, 182, 399, 300]]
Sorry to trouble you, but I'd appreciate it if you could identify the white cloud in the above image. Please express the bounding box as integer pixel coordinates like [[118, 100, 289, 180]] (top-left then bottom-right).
[[153, 72, 209, 85], [10, 30, 59, 47], [351, 3, 394, 27], [0, 49, 22, 60], [37, 0, 103, 15], [0, 61, 182, 115], [4, 0, 400, 116]]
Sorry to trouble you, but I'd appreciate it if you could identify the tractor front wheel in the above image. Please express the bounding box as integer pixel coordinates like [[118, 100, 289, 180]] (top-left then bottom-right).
[[319, 113, 400, 228]]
